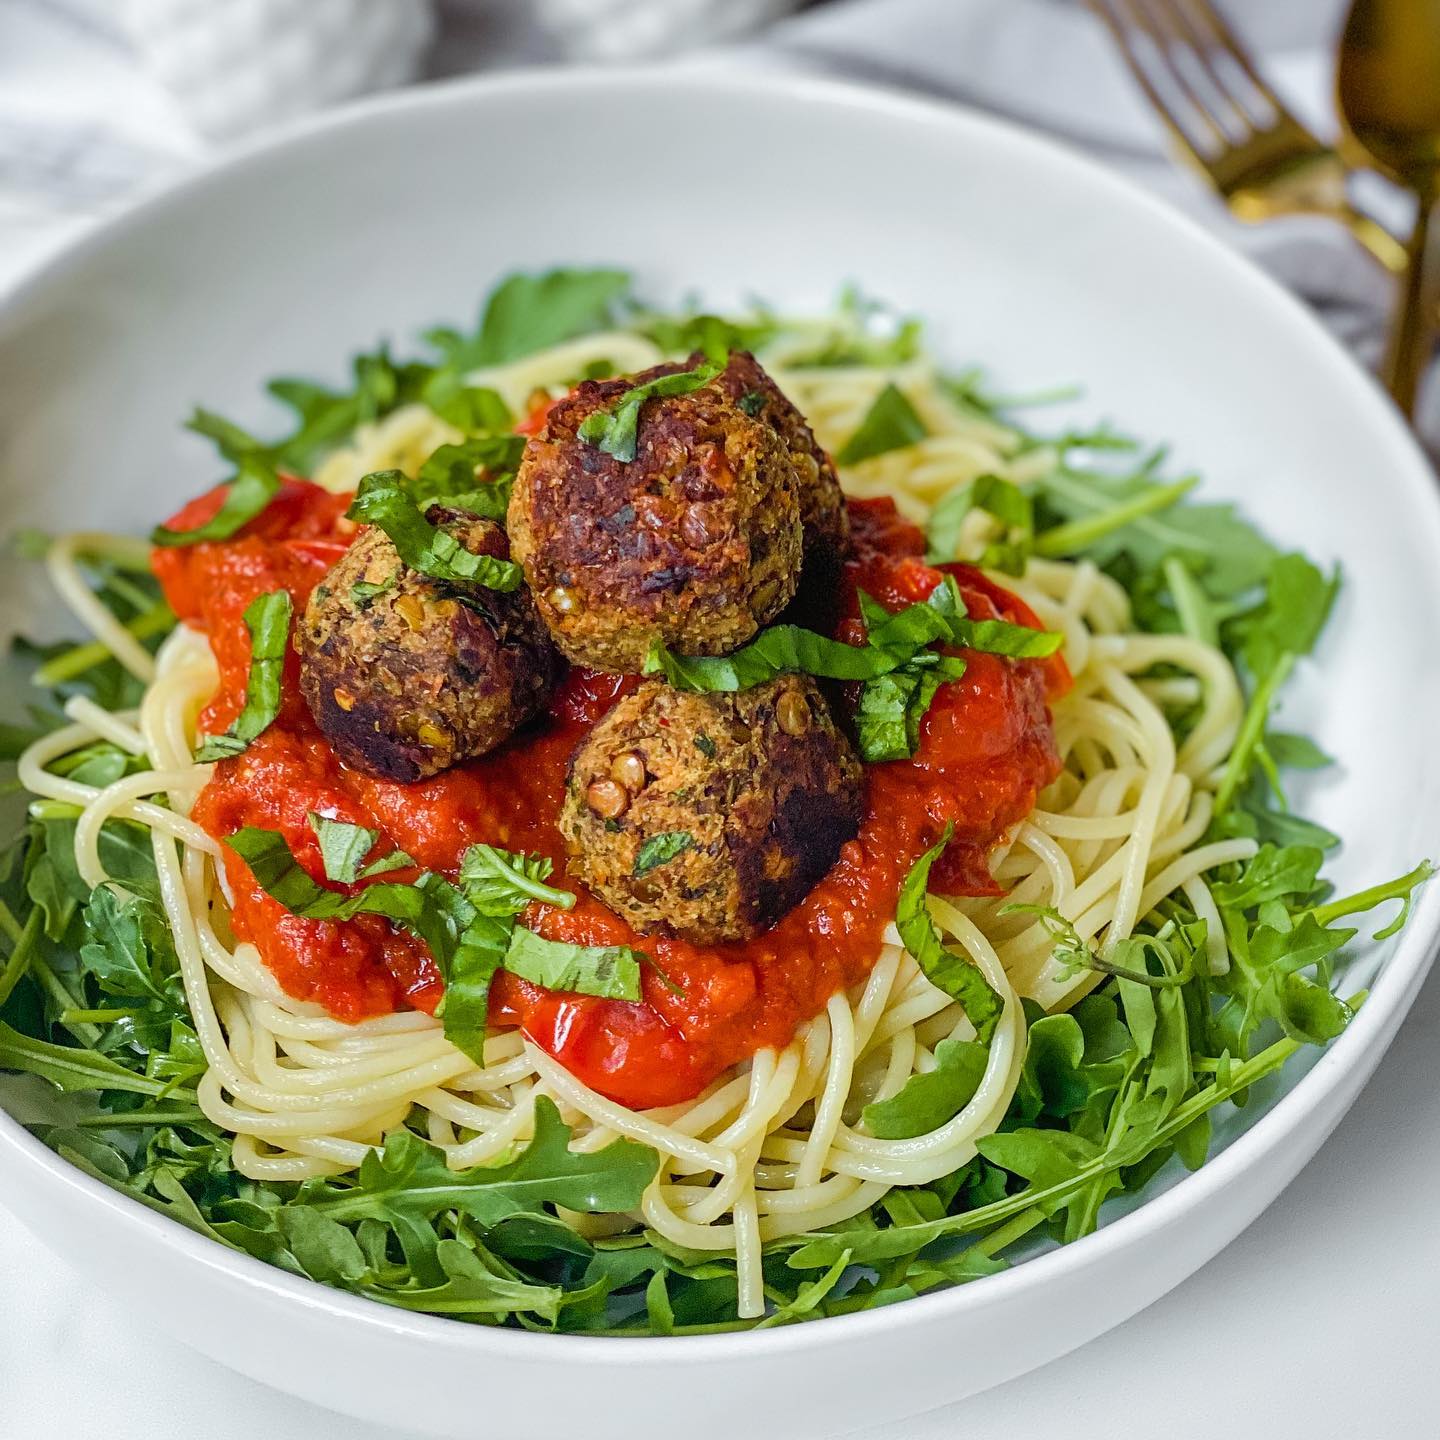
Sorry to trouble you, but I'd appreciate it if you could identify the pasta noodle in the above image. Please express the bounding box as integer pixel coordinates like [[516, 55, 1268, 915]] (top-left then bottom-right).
[[17, 337, 1254, 1318]]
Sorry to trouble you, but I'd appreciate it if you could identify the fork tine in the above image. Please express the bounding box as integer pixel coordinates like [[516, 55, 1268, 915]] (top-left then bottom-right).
[[1103, 0, 1236, 155], [1087, 0, 1224, 158], [1174, 0, 1294, 122], [1142, 0, 1265, 134]]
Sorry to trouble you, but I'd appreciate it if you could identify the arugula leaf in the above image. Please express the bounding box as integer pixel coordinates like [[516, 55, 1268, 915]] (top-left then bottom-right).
[[307, 814, 413, 884], [347, 471, 522, 591], [150, 459, 281, 547], [0, 1020, 192, 1099], [636, 308, 778, 362], [862, 1037, 988, 1138], [577, 360, 722, 464], [262, 346, 435, 473], [895, 827, 1003, 1043], [185, 407, 267, 465], [502, 928, 645, 1002], [194, 590, 292, 762], [633, 832, 694, 876], [836, 383, 927, 465], [303, 1097, 656, 1226], [1228, 552, 1339, 679], [426, 270, 632, 371]]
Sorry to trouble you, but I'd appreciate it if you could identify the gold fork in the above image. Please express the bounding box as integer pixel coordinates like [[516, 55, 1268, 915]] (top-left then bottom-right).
[[1088, 0, 1406, 273]]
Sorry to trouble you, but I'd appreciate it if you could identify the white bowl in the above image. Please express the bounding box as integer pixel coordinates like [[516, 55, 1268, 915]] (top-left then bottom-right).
[[2, 67, 1439, 1440]]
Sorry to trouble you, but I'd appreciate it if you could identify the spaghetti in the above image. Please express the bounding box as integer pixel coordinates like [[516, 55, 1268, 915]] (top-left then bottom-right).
[[16, 331, 1254, 1319]]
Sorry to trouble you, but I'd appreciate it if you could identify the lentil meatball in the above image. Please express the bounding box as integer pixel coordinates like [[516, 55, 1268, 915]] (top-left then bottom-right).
[[708, 350, 848, 568], [507, 360, 804, 672], [561, 676, 864, 943], [298, 507, 562, 782]]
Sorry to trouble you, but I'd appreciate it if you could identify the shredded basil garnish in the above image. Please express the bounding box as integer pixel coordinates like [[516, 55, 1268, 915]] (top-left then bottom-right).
[[150, 459, 281, 548], [577, 360, 722, 463], [347, 471, 522, 591], [194, 590, 292, 762]]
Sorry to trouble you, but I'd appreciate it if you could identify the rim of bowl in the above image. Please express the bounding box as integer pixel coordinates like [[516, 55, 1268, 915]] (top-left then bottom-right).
[[2, 63, 1439, 1365]]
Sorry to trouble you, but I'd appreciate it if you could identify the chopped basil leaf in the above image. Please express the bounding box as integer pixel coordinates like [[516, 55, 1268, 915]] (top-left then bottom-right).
[[225, 827, 460, 965], [458, 843, 575, 916], [948, 616, 1064, 659], [227, 827, 611, 1062], [836, 383, 927, 465], [896, 825, 1003, 1043], [347, 471, 522, 591], [307, 814, 413, 884], [650, 574, 1055, 762], [350, 570, 398, 608], [633, 831, 694, 876], [854, 662, 961, 764], [150, 459, 281, 547], [737, 390, 766, 417], [577, 360, 722, 464], [194, 591, 292, 762], [693, 732, 717, 759], [644, 619, 931, 692], [414, 434, 524, 515], [502, 927, 645, 1002]]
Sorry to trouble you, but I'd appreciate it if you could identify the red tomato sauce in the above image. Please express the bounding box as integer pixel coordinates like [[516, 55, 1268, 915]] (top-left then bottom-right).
[[156, 484, 1067, 1109]]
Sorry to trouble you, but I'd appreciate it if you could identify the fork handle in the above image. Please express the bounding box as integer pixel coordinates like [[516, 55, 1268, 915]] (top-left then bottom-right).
[[1382, 191, 1438, 419]]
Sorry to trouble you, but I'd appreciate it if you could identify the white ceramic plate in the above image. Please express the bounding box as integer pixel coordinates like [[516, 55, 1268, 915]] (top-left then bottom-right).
[[2, 68, 1439, 1440]]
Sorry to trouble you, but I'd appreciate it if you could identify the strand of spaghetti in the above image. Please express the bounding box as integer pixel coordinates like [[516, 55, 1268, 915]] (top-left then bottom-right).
[[526, 1045, 735, 1176], [72, 770, 220, 886], [795, 994, 857, 1188], [45, 533, 159, 682], [61, 696, 146, 754]]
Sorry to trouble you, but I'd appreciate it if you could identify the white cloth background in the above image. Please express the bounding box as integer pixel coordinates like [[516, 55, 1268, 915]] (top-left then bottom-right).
[[3, 2, 1439, 1437]]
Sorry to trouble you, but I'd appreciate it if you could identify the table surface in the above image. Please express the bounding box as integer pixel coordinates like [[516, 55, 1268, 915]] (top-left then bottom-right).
[[4, 942, 1438, 1440]]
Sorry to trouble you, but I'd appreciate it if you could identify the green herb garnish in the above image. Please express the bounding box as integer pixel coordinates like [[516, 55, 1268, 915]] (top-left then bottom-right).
[[837, 383, 927, 465], [150, 459, 281, 548], [633, 831, 695, 876], [577, 360, 722, 464], [307, 814, 413, 884], [347, 471, 522, 591], [193, 590, 291, 762]]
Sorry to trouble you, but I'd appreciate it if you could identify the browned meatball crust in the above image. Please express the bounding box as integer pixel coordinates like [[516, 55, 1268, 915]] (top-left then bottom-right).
[[507, 361, 804, 673], [706, 350, 848, 567], [561, 676, 864, 944], [298, 507, 562, 782]]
